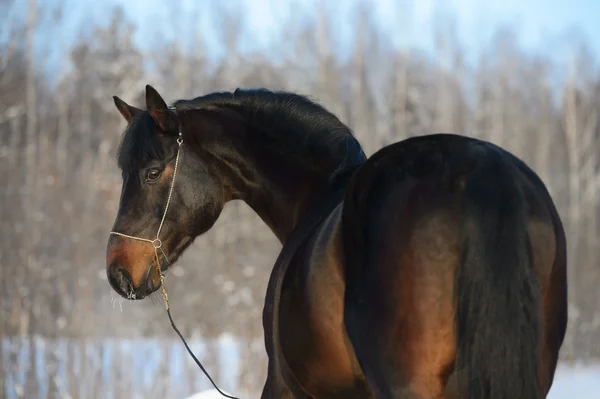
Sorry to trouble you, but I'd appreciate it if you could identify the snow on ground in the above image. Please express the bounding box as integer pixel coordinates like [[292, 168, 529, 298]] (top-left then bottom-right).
[[185, 363, 600, 399], [184, 389, 238, 399], [547, 363, 600, 399]]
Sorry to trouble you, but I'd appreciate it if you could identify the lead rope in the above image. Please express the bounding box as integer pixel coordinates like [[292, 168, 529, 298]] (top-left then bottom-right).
[[109, 120, 240, 399]]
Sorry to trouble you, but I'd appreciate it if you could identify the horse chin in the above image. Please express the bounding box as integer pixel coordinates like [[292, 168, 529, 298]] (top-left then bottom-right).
[[127, 236, 194, 301], [125, 262, 160, 300]]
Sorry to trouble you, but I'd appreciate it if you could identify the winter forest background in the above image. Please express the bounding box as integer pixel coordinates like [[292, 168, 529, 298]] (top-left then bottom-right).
[[1, 0, 599, 398]]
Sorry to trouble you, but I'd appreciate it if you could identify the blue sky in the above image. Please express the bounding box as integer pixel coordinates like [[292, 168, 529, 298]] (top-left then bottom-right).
[[3, 0, 599, 77], [112, 0, 600, 65]]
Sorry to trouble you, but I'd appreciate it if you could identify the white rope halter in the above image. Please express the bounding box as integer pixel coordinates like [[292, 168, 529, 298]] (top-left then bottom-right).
[[109, 110, 183, 304]]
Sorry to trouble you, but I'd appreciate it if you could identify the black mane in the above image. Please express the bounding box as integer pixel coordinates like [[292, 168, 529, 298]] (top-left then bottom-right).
[[117, 88, 366, 179]]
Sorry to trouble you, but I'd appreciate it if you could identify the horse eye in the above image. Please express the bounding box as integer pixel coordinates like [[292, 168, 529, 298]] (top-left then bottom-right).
[[145, 168, 162, 182]]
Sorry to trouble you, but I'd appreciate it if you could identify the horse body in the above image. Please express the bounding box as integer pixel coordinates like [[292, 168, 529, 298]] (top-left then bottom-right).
[[106, 86, 567, 399], [262, 134, 567, 399]]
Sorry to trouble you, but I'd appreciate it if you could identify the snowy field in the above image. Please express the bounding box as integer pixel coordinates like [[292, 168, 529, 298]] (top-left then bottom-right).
[[2, 335, 598, 398], [546, 363, 600, 399], [185, 363, 600, 399]]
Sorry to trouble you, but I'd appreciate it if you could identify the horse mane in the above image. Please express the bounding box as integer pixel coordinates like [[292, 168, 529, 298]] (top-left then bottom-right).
[[117, 111, 165, 172], [118, 88, 366, 180]]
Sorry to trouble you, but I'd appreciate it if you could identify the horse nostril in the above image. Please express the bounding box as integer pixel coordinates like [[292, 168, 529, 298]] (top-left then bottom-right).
[[108, 266, 133, 297]]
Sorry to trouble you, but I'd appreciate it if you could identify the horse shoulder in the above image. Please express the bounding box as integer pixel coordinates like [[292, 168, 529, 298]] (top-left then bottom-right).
[[278, 203, 372, 397]]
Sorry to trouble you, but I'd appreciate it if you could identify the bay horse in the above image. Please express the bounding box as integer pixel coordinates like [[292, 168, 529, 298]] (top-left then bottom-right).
[[106, 85, 568, 399]]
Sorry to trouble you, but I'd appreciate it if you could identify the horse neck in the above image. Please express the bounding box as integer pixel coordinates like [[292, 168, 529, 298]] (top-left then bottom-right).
[[188, 111, 334, 244], [241, 164, 330, 244]]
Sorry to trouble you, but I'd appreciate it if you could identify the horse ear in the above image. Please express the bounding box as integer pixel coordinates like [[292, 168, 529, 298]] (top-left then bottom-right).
[[113, 96, 141, 123], [145, 84, 170, 131]]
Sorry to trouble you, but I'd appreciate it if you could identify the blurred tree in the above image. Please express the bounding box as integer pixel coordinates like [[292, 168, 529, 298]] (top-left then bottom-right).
[[1, 1, 599, 397]]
